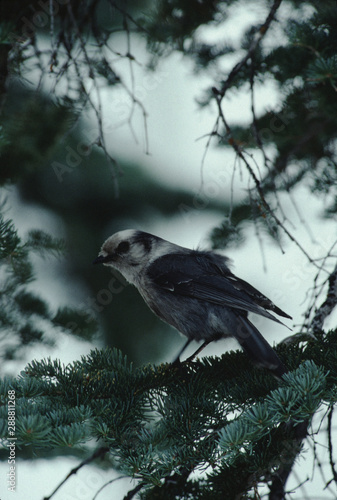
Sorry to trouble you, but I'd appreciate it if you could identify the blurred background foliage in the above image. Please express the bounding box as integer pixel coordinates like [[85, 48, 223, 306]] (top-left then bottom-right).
[[0, 0, 336, 367], [1, 83, 219, 363], [0, 0, 227, 365]]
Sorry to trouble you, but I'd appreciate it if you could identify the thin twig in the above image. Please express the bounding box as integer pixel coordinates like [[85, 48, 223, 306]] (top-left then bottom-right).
[[218, 0, 283, 97], [198, 117, 220, 190], [249, 57, 272, 172], [310, 263, 337, 332], [287, 188, 316, 243], [215, 97, 320, 266], [327, 405, 337, 489], [92, 475, 128, 499], [123, 482, 144, 500], [67, 2, 125, 195], [43, 447, 110, 500], [302, 237, 337, 331]]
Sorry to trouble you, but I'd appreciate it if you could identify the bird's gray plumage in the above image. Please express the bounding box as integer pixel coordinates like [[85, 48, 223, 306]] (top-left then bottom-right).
[[94, 230, 291, 377]]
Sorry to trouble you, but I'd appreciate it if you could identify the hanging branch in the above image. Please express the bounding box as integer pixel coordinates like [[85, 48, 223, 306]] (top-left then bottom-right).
[[200, 0, 337, 279], [217, 0, 283, 97], [213, 95, 320, 266], [206, 0, 327, 267], [6, 0, 150, 196], [309, 263, 337, 333]]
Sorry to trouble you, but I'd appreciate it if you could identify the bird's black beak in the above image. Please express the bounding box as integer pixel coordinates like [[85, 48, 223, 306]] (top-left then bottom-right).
[[93, 255, 108, 265]]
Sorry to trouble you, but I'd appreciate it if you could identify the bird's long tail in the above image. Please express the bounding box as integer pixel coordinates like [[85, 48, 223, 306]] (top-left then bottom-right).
[[234, 315, 288, 378]]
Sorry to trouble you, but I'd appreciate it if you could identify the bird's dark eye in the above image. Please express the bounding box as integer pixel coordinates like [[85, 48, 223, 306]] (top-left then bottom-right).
[[116, 240, 130, 254]]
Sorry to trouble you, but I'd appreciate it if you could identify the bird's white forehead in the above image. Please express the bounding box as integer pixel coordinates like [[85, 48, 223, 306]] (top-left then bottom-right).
[[101, 229, 136, 251], [114, 229, 137, 240]]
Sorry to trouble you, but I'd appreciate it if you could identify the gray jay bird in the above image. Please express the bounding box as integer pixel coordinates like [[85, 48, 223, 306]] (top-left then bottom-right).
[[93, 230, 291, 378]]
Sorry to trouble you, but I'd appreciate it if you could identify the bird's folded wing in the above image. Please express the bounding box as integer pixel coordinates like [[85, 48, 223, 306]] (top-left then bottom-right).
[[152, 270, 290, 326]]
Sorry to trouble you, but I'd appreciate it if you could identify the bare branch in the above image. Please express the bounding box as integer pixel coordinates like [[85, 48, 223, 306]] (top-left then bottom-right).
[[218, 0, 283, 97], [43, 447, 110, 500], [214, 95, 320, 266], [310, 263, 337, 332], [327, 405, 337, 489], [123, 483, 144, 500]]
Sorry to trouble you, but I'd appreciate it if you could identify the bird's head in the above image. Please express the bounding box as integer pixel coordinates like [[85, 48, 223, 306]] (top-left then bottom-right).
[[93, 230, 168, 284]]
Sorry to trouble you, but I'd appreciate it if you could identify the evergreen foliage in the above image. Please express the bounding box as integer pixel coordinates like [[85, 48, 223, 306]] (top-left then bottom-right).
[[0, 338, 335, 498], [0, 213, 98, 359]]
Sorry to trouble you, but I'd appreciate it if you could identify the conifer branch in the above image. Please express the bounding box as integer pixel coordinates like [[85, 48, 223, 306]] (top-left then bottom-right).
[[217, 0, 283, 97], [213, 97, 320, 266]]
